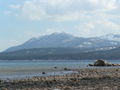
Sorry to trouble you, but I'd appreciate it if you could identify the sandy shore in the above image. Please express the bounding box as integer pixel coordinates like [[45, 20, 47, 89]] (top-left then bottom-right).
[[0, 68, 120, 90], [0, 67, 72, 80]]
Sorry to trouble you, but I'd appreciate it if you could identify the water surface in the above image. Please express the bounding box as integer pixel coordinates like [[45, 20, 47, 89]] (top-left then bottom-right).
[[0, 60, 120, 79]]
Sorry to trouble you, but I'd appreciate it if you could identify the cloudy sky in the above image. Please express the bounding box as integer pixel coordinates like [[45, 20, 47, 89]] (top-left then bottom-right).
[[0, 0, 120, 51]]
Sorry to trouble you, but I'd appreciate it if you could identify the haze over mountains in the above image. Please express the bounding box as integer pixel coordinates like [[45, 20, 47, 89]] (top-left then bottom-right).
[[1, 32, 120, 60]]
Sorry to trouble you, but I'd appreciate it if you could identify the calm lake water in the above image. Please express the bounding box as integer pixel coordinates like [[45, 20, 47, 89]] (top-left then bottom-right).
[[0, 60, 120, 79]]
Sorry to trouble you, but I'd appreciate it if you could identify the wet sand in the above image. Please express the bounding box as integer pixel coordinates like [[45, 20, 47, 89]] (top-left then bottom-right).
[[0, 67, 72, 80], [0, 68, 120, 90]]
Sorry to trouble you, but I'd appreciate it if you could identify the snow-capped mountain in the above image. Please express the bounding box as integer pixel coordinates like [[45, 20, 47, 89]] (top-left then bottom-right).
[[5, 32, 120, 52], [100, 33, 120, 42]]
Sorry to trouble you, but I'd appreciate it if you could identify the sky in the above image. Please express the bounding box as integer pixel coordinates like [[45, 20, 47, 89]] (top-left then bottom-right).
[[0, 0, 120, 51]]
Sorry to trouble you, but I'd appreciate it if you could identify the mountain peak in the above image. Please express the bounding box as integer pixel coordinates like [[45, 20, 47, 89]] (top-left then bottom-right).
[[4, 33, 120, 52], [44, 32, 73, 37], [26, 32, 73, 43]]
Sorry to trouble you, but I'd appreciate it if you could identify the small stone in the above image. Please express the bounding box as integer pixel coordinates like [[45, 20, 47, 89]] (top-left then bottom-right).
[[42, 72, 46, 74]]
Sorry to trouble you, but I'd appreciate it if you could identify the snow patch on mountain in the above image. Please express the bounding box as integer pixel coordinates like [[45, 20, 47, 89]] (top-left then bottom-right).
[[5, 32, 120, 52], [101, 34, 120, 42]]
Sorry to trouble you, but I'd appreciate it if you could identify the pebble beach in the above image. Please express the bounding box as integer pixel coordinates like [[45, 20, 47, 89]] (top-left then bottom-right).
[[0, 68, 120, 90]]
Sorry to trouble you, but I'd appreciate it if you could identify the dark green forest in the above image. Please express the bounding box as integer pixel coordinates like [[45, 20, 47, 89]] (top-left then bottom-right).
[[0, 47, 120, 60]]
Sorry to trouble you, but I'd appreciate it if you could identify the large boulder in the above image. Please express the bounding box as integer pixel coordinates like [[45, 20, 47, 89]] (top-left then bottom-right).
[[94, 59, 106, 66], [88, 59, 120, 66]]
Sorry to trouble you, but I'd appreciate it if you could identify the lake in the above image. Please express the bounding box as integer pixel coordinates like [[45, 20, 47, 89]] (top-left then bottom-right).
[[0, 60, 120, 79]]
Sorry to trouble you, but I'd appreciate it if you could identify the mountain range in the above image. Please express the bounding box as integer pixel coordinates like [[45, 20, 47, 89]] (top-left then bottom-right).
[[5, 33, 120, 52], [1, 32, 120, 60]]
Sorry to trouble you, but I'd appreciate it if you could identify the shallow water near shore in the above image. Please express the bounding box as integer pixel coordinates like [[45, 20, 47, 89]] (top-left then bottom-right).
[[0, 60, 120, 79]]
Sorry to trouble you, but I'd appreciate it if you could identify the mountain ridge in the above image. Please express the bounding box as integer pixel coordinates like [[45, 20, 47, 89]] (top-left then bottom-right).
[[5, 32, 120, 52], [1, 47, 120, 60]]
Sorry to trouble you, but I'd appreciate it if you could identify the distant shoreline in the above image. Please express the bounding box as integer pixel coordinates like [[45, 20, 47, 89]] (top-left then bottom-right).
[[0, 59, 120, 61]]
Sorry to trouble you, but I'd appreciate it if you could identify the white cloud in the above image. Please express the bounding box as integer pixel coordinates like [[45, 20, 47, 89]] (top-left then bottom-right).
[[88, 0, 99, 4], [24, 31, 42, 38], [52, 11, 90, 22], [8, 0, 120, 37], [24, 28, 61, 39], [47, 0, 74, 8], [75, 23, 95, 37], [75, 19, 120, 37], [21, 0, 46, 20], [19, 0, 74, 20], [9, 0, 119, 21], [102, 20, 120, 31], [88, 0, 118, 10]]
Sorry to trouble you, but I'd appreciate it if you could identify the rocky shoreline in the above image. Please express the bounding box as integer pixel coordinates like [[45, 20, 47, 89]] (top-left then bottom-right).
[[89, 59, 120, 66], [0, 68, 120, 90]]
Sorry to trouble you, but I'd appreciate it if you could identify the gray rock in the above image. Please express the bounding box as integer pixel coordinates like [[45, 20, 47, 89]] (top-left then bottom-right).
[[89, 59, 120, 66], [94, 60, 106, 66]]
